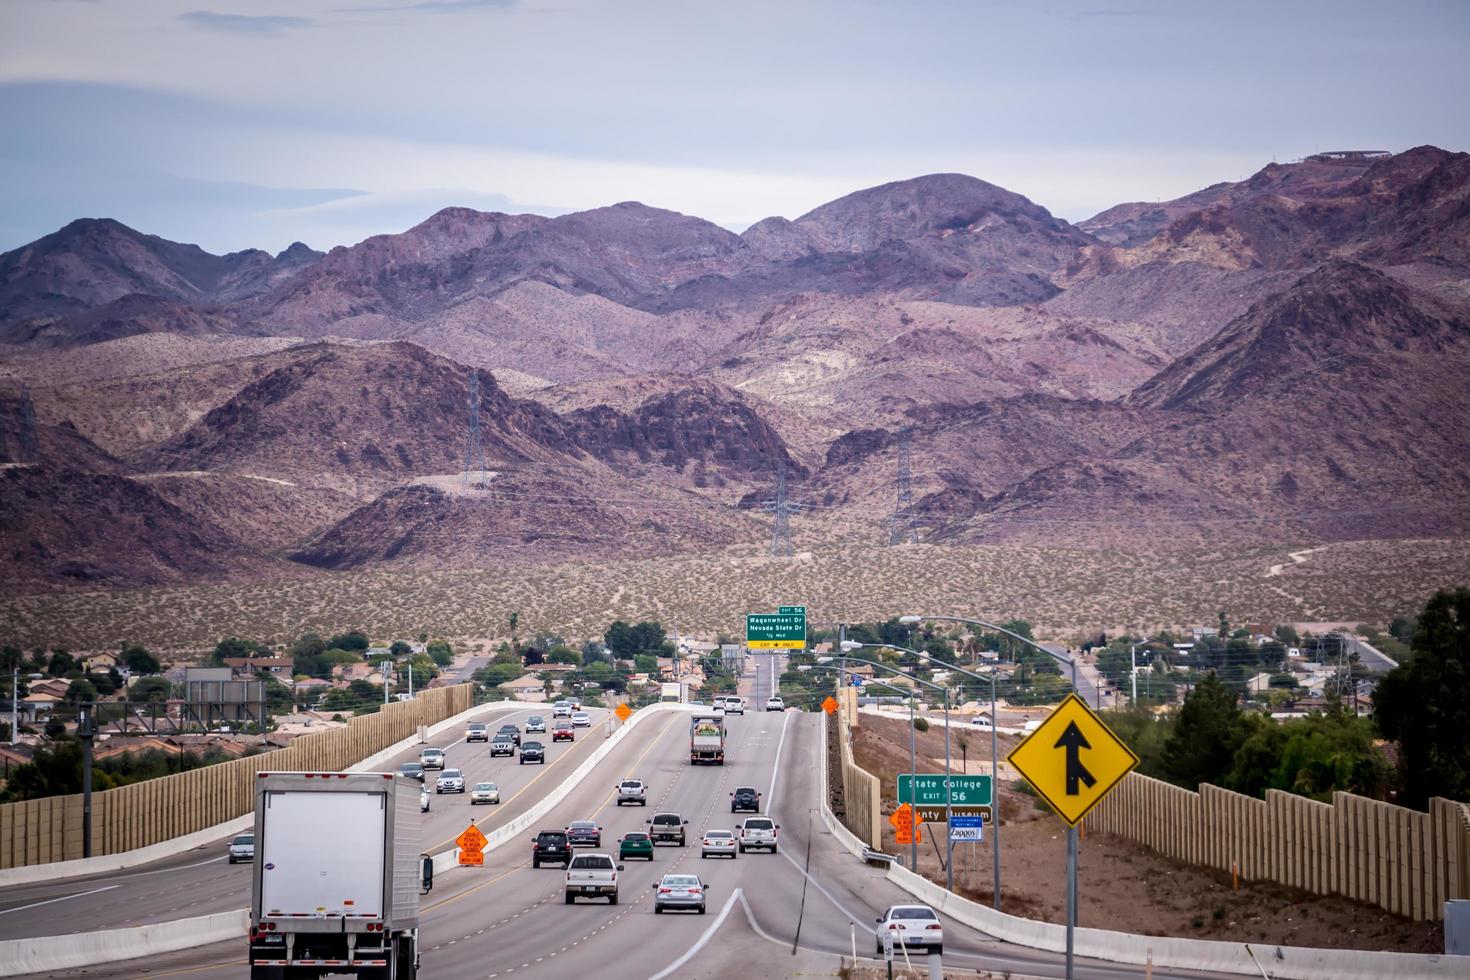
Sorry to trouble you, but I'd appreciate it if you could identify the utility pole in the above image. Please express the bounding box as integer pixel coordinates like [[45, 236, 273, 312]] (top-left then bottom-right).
[[463, 371, 485, 486], [78, 703, 97, 858], [9, 660, 17, 746]]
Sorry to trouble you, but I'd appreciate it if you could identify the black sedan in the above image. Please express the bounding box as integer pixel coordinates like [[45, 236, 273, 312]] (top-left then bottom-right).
[[566, 820, 602, 847]]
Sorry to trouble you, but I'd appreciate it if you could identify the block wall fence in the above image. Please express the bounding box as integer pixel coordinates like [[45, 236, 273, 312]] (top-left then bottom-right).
[[1085, 771, 1470, 922], [0, 684, 474, 869]]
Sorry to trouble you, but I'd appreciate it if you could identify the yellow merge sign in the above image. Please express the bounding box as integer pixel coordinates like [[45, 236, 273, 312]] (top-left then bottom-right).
[[1006, 693, 1139, 826], [615, 703, 632, 721]]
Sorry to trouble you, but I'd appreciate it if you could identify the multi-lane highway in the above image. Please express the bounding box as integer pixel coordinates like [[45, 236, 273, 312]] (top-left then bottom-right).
[[0, 702, 605, 937], [7, 657, 1236, 979]]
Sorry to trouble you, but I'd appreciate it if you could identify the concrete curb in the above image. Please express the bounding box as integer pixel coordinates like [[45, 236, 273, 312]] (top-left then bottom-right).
[[431, 701, 693, 874], [0, 909, 248, 978], [821, 706, 1467, 979], [0, 701, 525, 888]]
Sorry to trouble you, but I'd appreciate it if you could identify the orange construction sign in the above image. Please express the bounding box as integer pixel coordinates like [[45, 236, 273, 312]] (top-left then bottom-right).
[[456, 823, 488, 866], [615, 703, 633, 721], [821, 696, 838, 714], [889, 803, 921, 845]]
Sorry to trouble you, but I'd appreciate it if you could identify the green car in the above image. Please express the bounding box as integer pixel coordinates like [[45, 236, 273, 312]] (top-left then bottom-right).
[[618, 832, 655, 861]]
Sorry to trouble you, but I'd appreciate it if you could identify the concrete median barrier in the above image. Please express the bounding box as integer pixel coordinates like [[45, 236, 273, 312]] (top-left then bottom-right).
[[0, 909, 248, 978], [433, 701, 692, 873]]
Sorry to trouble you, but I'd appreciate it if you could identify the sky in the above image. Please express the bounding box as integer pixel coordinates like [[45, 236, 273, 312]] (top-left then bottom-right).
[[1, 0, 1467, 254]]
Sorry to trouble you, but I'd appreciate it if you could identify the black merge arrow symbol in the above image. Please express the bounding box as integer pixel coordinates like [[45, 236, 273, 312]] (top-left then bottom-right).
[[1054, 721, 1097, 796]]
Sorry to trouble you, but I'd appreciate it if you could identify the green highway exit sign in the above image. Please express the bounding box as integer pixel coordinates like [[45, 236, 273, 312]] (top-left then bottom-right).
[[898, 773, 992, 822], [746, 608, 806, 650]]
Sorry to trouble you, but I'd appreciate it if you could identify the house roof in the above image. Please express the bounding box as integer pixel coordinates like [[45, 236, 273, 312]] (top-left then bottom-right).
[[498, 674, 544, 690]]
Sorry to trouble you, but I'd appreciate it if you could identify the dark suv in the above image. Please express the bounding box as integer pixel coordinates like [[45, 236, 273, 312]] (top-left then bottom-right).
[[519, 740, 545, 765], [730, 786, 761, 813], [497, 724, 522, 747], [647, 812, 688, 846], [532, 830, 572, 868]]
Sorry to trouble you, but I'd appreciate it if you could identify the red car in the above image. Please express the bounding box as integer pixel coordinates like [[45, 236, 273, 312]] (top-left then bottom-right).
[[552, 723, 575, 742]]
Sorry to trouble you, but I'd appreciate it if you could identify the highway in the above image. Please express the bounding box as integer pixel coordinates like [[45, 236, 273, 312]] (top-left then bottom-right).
[[10, 652, 1248, 980], [0, 702, 607, 938]]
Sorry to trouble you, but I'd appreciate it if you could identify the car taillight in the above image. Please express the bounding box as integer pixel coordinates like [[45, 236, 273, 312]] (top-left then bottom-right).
[[658, 888, 672, 894], [689, 888, 701, 895], [888, 923, 901, 929], [926, 924, 942, 930]]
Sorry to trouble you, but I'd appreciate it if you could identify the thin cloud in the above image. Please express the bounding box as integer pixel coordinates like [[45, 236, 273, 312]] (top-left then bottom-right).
[[179, 11, 314, 35], [341, 0, 515, 14]]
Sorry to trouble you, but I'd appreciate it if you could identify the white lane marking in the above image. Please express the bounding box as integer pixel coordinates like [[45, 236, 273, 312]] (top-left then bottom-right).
[[647, 886, 745, 980], [762, 709, 792, 812], [0, 884, 119, 916]]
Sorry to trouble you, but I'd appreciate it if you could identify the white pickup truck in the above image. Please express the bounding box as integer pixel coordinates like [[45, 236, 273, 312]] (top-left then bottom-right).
[[565, 852, 623, 905]]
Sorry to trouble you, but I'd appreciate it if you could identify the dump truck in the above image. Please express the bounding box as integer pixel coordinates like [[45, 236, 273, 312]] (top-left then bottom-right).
[[690, 713, 725, 765], [248, 771, 430, 979]]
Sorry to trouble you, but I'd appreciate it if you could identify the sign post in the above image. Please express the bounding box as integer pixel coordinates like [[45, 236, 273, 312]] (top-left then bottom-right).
[[1007, 693, 1139, 980]]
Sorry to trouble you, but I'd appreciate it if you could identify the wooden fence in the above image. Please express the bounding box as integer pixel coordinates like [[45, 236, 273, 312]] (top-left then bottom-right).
[[836, 686, 882, 850], [0, 684, 474, 869], [1085, 771, 1470, 921]]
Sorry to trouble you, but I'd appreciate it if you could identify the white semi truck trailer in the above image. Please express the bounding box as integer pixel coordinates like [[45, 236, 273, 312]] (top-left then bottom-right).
[[247, 771, 430, 979]]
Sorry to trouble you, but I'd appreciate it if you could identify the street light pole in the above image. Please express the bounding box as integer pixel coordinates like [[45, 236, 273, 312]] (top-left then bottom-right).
[[915, 649, 1011, 911], [835, 644, 955, 890], [803, 663, 918, 869]]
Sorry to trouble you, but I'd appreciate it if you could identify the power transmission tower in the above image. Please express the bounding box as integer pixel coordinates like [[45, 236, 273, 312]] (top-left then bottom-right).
[[889, 427, 919, 545], [463, 372, 486, 486], [761, 460, 803, 557]]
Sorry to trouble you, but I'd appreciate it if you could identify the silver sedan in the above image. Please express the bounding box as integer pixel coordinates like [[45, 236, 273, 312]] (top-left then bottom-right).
[[652, 874, 709, 914], [700, 829, 737, 859]]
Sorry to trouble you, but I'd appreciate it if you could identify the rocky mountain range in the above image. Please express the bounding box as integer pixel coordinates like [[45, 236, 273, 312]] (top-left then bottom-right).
[[2, 146, 1467, 591]]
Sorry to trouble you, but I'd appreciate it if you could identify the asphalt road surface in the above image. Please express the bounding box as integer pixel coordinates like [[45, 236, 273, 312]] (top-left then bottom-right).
[[0, 702, 605, 938], [11, 659, 1242, 980]]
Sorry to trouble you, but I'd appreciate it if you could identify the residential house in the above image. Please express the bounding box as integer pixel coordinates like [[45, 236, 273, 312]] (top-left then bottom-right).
[[499, 675, 547, 702], [83, 651, 121, 671], [27, 678, 70, 700], [1246, 672, 1274, 695]]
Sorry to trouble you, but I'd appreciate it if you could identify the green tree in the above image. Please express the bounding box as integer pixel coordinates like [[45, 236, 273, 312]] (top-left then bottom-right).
[[389, 640, 411, 658], [545, 645, 582, 666], [631, 622, 666, 653], [633, 654, 658, 673], [1374, 588, 1470, 806], [63, 678, 97, 705], [605, 621, 638, 658], [46, 650, 77, 676], [129, 676, 173, 703], [327, 631, 370, 653], [1162, 673, 1248, 789], [1275, 624, 1301, 646], [426, 640, 453, 668], [121, 644, 161, 675]]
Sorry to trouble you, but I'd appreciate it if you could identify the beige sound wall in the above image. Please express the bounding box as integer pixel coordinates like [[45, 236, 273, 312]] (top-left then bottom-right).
[[0, 684, 474, 869], [1085, 771, 1470, 921]]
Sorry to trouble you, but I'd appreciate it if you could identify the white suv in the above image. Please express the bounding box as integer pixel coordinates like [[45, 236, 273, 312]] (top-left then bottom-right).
[[553, 700, 573, 718], [764, 696, 784, 712], [737, 816, 779, 853], [724, 697, 744, 715], [419, 746, 446, 770]]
